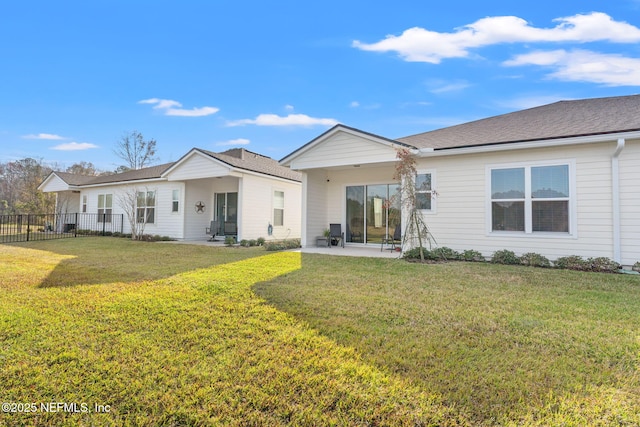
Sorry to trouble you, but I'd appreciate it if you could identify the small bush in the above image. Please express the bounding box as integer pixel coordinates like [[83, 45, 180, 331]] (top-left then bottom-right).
[[224, 236, 236, 246], [461, 249, 484, 262], [249, 239, 257, 247], [403, 247, 431, 260], [554, 255, 588, 271], [520, 252, 551, 268], [633, 261, 640, 272], [256, 237, 265, 246], [587, 257, 621, 273], [264, 239, 301, 251], [431, 247, 460, 261], [491, 249, 520, 265], [239, 239, 250, 247]]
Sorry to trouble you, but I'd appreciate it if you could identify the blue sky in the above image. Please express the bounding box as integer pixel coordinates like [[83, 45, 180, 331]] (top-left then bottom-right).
[[2, 1, 640, 171]]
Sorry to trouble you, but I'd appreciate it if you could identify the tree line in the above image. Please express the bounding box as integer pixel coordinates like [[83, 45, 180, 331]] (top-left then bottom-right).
[[0, 131, 157, 215]]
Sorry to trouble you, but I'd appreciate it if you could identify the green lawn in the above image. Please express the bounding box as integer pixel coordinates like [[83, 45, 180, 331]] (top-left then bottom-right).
[[1, 238, 639, 426], [1, 238, 453, 426], [254, 255, 640, 426]]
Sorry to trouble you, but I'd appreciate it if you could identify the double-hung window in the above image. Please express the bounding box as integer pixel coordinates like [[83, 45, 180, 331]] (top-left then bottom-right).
[[273, 191, 284, 227], [415, 172, 435, 211], [137, 191, 156, 224], [97, 194, 112, 223], [172, 190, 179, 213], [490, 162, 572, 234]]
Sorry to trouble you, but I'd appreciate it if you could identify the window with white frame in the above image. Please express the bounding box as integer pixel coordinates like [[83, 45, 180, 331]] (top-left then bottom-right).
[[171, 189, 179, 213], [273, 190, 284, 227], [136, 191, 156, 224], [97, 194, 112, 223], [490, 163, 571, 233], [82, 195, 87, 213], [415, 172, 434, 211]]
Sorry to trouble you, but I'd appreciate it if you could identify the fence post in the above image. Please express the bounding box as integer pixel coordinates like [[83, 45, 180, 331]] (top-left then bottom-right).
[[102, 213, 106, 236], [26, 215, 30, 242], [74, 213, 78, 237]]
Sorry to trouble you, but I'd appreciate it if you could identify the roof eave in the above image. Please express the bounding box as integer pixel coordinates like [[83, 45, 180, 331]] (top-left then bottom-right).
[[279, 124, 416, 166], [418, 130, 640, 157]]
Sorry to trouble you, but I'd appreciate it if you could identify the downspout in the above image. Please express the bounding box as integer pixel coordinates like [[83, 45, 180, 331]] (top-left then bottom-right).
[[612, 138, 625, 263]]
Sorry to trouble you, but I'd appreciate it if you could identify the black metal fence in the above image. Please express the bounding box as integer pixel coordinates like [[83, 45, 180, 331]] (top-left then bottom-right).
[[0, 213, 125, 243]]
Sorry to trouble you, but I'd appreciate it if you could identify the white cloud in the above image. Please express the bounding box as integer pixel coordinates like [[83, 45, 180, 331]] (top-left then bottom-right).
[[284, 104, 294, 111], [226, 113, 338, 127], [22, 133, 65, 140], [139, 98, 219, 117], [216, 138, 251, 146], [51, 142, 99, 151], [504, 49, 640, 86], [353, 12, 640, 64], [427, 80, 472, 94], [349, 101, 360, 108]]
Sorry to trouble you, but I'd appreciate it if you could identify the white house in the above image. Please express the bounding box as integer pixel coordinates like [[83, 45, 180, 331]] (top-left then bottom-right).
[[39, 148, 302, 241], [280, 94, 640, 266]]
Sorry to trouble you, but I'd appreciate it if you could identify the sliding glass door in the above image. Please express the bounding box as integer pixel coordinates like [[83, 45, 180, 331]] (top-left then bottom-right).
[[346, 184, 400, 244], [214, 192, 238, 236]]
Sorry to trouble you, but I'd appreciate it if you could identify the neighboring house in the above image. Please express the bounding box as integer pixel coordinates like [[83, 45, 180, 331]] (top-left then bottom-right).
[[39, 148, 302, 241], [280, 94, 640, 266]]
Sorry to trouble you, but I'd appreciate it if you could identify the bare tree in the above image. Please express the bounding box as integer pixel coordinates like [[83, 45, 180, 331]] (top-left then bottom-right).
[[393, 148, 437, 261], [113, 131, 158, 171], [117, 186, 153, 240]]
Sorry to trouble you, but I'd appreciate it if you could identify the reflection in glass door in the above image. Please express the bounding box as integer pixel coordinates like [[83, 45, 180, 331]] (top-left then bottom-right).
[[346, 184, 400, 244], [214, 192, 238, 236]]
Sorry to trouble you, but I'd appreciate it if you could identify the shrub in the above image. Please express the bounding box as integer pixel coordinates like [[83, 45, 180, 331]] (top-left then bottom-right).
[[554, 255, 588, 271], [461, 249, 484, 262], [239, 239, 250, 247], [264, 239, 301, 251], [224, 236, 236, 246], [256, 237, 265, 246], [633, 261, 640, 272], [249, 239, 257, 247], [520, 252, 551, 268], [436, 247, 461, 260], [491, 249, 520, 265], [402, 247, 432, 260], [587, 257, 621, 273]]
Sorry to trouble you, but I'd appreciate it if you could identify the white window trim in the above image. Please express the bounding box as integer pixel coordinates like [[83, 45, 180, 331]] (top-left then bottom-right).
[[485, 159, 577, 238], [415, 169, 436, 215], [171, 189, 180, 214], [97, 193, 113, 223], [272, 189, 285, 227], [136, 189, 157, 225]]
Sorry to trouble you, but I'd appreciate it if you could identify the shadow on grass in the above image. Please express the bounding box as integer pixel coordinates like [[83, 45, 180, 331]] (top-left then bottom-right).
[[4, 238, 270, 288]]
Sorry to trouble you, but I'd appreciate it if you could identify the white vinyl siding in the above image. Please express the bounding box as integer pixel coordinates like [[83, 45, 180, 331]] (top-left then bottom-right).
[[289, 130, 398, 170], [164, 152, 231, 180]]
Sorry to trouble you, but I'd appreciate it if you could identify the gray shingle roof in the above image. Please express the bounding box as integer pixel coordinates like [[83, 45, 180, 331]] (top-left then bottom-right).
[[79, 163, 175, 185], [197, 148, 302, 182], [52, 172, 100, 186], [52, 148, 301, 188], [397, 94, 640, 150]]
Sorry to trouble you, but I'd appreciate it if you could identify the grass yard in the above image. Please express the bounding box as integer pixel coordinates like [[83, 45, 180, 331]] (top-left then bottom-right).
[[1, 238, 639, 426], [254, 255, 640, 426], [1, 238, 455, 426]]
